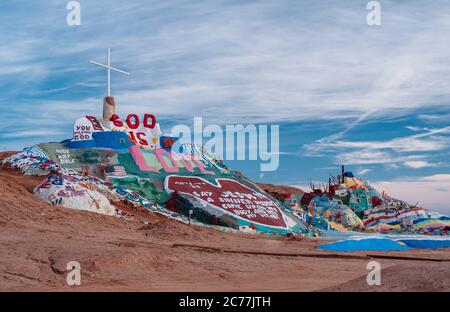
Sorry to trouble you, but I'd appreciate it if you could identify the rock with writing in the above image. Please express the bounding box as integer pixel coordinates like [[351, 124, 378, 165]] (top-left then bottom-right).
[[72, 116, 104, 141]]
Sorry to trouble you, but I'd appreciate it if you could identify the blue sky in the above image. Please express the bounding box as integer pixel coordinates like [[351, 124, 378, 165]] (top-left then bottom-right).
[[0, 0, 449, 213]]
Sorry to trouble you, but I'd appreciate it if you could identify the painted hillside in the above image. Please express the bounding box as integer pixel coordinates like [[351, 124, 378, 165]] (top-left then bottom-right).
[[2, 98, 449, 238], [296, 170, 450, 235], [2, 110, 316, 237]]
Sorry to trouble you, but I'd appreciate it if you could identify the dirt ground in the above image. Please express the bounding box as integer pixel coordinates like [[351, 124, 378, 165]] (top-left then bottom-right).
[[0, 152, 449, 292]]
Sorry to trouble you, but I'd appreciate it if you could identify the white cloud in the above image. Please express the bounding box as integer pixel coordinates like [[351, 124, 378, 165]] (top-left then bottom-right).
[[357, 168, 372, 175], [305, 126, 450, 167], [418, 113, 450, 122], [2, 0, 450, 168], [372, 174, 450, 215], [420, 174, 450, 182], [310, 126, 450, 154], [403, 160, 437, 169], [1, 129, 66, 138], [335, 150, 395, 165], [406, 126, 421, 132], [3, 1, 450, 124]]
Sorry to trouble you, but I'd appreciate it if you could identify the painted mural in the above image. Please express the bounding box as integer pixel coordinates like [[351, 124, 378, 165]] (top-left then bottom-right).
[[165, 176, 292, 230], [298, 170, 450, 235], [3, 113, 311, 236], [6, 110, 446, 237]]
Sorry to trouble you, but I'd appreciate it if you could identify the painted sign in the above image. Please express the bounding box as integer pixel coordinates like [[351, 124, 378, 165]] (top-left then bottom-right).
[[107, 113, 162, 149], [55, 148, 75, 165], [165, 175, 288, 228], [72, 116, 104, 141], [129, 146, 216, 175]]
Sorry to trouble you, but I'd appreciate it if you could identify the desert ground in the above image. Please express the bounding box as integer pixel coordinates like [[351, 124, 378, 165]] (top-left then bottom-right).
[[0, 152, 449, 292]]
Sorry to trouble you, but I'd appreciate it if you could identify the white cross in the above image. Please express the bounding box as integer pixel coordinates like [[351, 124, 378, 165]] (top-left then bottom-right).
[[89, 48, 130, 97]]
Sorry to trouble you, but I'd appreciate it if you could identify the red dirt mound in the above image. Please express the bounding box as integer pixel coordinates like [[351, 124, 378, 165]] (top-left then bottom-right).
[[257, 183, 304, 195]]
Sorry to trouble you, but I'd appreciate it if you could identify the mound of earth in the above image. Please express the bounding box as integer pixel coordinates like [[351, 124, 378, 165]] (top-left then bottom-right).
[[1, 152, 450, 291], [257, 183, 304, 195]]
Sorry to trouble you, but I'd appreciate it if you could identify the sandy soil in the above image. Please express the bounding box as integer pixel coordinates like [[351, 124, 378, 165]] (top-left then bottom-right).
[[257, 183, 304, 195], [0, 152, 449, 291]]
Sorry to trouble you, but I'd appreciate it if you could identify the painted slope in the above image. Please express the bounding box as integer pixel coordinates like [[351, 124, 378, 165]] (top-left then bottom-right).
[[7, 130, 311, 236], [301, 172, 450, 235]]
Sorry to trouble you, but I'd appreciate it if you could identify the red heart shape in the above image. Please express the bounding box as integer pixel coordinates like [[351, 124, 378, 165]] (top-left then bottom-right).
[[165, 175, 287, 228]]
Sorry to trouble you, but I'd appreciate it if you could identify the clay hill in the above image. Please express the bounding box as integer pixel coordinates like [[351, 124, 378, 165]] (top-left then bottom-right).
[[1, 151, 450, 291], [257, 183, 304, 195]]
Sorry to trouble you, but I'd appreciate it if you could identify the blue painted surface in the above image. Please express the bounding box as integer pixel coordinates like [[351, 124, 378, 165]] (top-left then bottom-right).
[[398, 239, 450, 249], [68, 132, 133, 149], [318, 238, 413, 252], [68, 139, 95, 148], [92, 132, 133, 149]]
